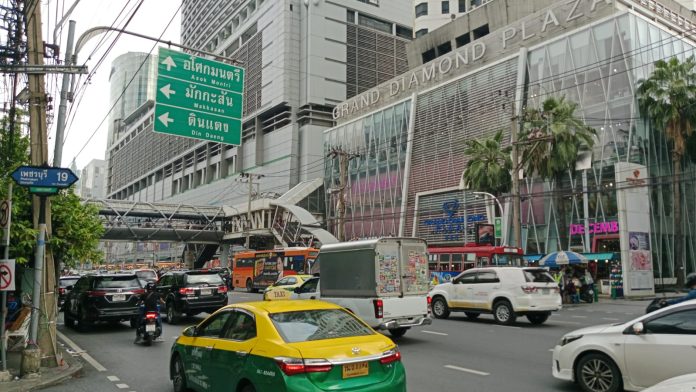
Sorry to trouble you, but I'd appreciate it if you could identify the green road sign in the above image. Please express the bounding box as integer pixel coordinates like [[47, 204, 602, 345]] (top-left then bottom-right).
[[154, 47, 245, 145], [29, 186, 59, 195], [494, 217, 503, 238]]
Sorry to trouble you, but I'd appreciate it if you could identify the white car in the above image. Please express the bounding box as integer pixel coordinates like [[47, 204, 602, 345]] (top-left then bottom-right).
[[428, 267, 562, 325], [643, 373, 696, 392], [553, 299, 696, 392]]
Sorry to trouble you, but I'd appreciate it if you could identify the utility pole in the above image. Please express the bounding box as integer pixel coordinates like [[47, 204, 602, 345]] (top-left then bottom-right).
[[26, 0, 59, 367], [53, 20, 76, 167], [510, 104, 522, 250], [327, 148, 359, 242], [238, 172, 264, 249]]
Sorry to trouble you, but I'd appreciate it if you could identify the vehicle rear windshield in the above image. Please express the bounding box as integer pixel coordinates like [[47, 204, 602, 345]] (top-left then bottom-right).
[[524, 269, 555, 283], [95, 276, 140, 289], [59, 278, 79, 287], [135, 270, 157, 280], [269, 309, 374, 343], [185, 273, 223, 286]]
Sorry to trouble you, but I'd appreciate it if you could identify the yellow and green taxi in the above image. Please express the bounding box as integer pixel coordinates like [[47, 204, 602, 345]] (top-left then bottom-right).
[[262, 274, 314, 301], [169, 300, 406, 392]]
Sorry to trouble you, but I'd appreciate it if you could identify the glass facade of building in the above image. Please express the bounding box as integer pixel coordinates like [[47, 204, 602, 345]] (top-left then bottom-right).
[[324, 10, 696, 279]]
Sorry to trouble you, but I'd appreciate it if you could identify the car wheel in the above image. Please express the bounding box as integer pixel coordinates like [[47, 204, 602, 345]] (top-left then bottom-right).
[[172, 355, 191, 392], [246, 279, 253, 293], [129, 317, 138, 329], [64, 312, 75, 328], [492, 300, 516, 325], [431, 297, 450, 319], [526, 313, 549, 325], [575, 353, 622, 392], [464, 312, 480, 320], [388, 327, 408, 338], [77, 310, 92, 332], [240, 383, 256, 392], [166, 302, 180, 325]]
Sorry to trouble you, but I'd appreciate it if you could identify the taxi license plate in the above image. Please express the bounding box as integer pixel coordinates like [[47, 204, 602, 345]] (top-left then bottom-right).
[[542, 288, 550, 295], [112, 294, 126, 302], [145, 324, 156, 332], [342, 362, 369, 379], [200, 289, 212, 296]]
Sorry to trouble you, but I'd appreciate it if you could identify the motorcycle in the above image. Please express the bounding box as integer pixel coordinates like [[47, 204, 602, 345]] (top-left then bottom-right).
[[579, 284, 595, 303], [136, 305, 162, 346], [646, 298, 669, 314]]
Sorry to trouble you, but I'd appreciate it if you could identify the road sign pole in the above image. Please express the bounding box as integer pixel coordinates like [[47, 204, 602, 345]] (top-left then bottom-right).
[[29, 196, 46, 345], [0, 183, 12, 372]]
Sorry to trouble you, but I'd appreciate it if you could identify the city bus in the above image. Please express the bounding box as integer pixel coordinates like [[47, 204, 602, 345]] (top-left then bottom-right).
[[427, 244, 524, 284], [232, 247, 319, 292]]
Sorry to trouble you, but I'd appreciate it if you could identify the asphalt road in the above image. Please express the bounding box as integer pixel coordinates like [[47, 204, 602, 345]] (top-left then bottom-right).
[[45, 292, 650, 392]]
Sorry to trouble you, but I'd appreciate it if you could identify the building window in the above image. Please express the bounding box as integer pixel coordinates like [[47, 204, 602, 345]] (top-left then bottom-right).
[[455, 32, 470, 47], [358, 13, 392, 34], [442, 1, 449, 14], [437, 41, 452, 56], [357, 0, 379, 5], [347, 10, 355, 23], [422, 48, 436, 63], [415, 2, 428, 18], [416, 28, 429, 38], [396, 25, 413, 39], [459, 0, 466, 12], [473, 24, 489, 39]]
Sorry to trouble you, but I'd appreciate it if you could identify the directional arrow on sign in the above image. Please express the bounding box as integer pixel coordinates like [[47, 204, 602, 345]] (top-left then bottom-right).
[[161, 56, 176, 71], [158, 112, 174, 127], [160, 83, 175, 99]]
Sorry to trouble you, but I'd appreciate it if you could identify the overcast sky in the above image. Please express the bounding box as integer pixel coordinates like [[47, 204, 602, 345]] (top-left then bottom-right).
[[47, 0, 181, 170]]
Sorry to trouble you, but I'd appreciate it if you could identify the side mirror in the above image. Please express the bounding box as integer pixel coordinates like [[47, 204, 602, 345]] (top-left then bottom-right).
[[632, 322, 645, 335], [182, 326, 197, 337]]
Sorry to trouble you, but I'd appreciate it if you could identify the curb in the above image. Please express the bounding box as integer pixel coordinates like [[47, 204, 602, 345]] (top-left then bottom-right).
[[1, 345, 83, 392]]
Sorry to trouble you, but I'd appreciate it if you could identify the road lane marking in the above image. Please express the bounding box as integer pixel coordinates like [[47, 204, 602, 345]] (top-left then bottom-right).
[[421, 330, 448, 336], [549, 349, 555, 352], [445, 365, 490, 376], [571, 315, 587, 319], [549, 320, 583, 325], [115, 383, 129, 389], [56, 330, 107, 372], [107, 376, 120, 382], [601, 317, 620, 321]]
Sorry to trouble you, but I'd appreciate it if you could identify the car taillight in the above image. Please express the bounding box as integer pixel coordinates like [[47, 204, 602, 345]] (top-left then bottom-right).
[[87, 290, 107, 297], [217, 285, 228, 294], [379, 348, 401, 365], [59, 288, 65, 295], [133, 288, 145, 295], [275, 357, 332, 376], [521, 286, 538, 294], [145, 312, 157, 320], [373, 299, 383, 319], [179, 288, 195, 295]]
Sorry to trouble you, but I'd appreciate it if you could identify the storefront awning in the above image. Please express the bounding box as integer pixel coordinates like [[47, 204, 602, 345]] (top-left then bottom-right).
[[582, 252, 617, 261], [523, 254, 544, 262]]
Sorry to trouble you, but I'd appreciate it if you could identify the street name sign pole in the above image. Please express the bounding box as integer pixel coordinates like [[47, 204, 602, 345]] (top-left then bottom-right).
[[10, 166, 78, 345], [154, 47, 245, 145]]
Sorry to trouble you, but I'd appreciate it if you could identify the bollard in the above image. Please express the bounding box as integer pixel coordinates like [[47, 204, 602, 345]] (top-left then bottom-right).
[[20, 345, 41, 378]]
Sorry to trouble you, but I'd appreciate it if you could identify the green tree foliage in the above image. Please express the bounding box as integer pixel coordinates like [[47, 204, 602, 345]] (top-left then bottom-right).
[[0, 112, 105, 266], [636, 56, 696, 286], [461, 129, 512, 198]]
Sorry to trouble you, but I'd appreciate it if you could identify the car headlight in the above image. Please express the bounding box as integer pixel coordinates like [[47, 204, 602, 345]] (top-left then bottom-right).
[[558, 334, 583, 346]]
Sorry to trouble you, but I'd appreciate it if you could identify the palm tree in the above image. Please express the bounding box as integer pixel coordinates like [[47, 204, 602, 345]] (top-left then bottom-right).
[[461, 129, 512, 205], [518, 96, 597, 251], [637, 56, 696, 287]]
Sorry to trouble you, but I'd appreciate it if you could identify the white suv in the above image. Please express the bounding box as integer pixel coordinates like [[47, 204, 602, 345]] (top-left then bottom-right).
[[428, 267, 562, 325]]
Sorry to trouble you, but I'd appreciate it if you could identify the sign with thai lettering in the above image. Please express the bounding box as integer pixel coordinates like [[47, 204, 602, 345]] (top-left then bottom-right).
[[154, 47, 245, 145], [11, 166, 78, 189]]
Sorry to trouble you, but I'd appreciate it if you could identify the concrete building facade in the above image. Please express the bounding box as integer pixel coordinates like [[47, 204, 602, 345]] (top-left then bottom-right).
[[79, 159, 107, 199], [413, 0, 491, 38]]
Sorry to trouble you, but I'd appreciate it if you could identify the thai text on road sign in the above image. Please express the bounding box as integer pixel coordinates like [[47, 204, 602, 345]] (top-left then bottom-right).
[[10, 166, 78, 189]]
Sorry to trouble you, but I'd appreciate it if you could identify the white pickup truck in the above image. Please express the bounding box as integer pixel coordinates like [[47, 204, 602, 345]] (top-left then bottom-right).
[[292, 238, 432, 338]]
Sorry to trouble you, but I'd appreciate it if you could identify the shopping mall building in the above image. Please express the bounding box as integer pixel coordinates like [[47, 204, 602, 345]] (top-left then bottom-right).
[[323, 0, 696, 292]]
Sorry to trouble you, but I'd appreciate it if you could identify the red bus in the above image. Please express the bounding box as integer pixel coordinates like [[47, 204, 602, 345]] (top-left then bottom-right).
[[232, 247, 319, 292], [428, 244, 524, 284]]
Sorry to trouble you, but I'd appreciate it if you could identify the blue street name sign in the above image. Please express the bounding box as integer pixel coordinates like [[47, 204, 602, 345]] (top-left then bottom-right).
[[11, 166, 78, 189]]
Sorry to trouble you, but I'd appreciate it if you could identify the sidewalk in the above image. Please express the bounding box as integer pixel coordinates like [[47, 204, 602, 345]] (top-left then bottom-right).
[[0, 343, 83, 392]]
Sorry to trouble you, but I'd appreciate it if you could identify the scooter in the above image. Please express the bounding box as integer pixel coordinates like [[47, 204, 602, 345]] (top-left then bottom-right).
[[579, 284, 595, 303], [136, 305, 162, 346], [646, 298, 669, 314]]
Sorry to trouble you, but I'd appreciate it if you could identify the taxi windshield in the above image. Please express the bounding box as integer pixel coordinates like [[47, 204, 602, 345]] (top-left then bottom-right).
[[269, 309, 374, 343]]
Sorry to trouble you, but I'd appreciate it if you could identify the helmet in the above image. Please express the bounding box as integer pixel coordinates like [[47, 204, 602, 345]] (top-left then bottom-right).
[[686, 272, 696, 288], [145, 281, 156, 291]]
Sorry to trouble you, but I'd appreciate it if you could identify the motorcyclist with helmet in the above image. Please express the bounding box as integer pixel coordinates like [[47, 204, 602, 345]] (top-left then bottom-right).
[[134, 281, 165, 343], [662, 272, 696, 306]]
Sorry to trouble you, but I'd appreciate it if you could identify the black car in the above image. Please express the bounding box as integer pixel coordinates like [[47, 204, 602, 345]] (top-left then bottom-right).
[[156, 270, 228, 324], [58, 275, 80, 308], [63, 273, 144, 330]]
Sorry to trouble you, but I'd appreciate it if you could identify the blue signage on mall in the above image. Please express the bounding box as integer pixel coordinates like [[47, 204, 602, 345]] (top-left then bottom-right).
[[421, 200, 486, 241]]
